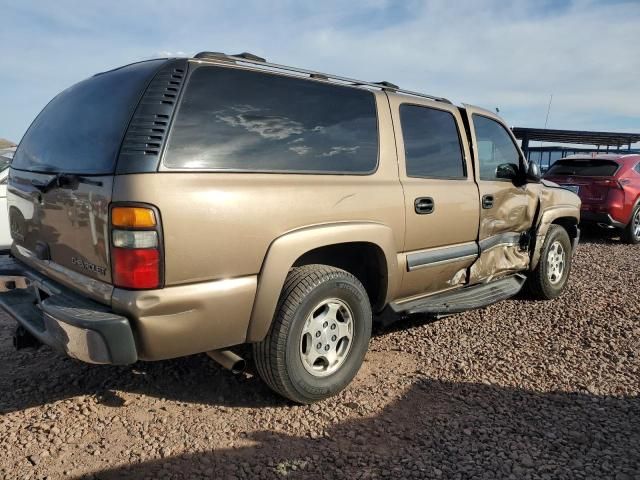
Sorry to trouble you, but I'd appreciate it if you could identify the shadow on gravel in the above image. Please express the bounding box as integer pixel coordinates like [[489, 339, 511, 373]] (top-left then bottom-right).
[[80, 379, 640, 479], [0, 345, 289, 413], [0, 313, 440, 413], [576, 227, 626, 245]]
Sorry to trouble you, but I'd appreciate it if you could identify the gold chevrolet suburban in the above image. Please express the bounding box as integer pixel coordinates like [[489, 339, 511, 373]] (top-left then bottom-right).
[[0, 52, 580, 403]]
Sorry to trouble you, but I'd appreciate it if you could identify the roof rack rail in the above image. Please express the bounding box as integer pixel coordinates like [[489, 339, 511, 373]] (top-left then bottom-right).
[[232, 52, 266, 62], [373, 81, 399, 90], [191, 51, 452, 104], [194, 51, 266, 63], [194, 51, 227, 60]]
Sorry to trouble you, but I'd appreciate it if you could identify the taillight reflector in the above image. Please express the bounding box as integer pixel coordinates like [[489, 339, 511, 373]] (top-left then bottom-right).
[[112, 247, 160, 289], [112, 207, 157, 228]]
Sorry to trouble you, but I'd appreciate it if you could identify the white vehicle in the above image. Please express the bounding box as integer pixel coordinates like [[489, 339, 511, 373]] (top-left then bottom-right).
[[0, 155, 10, 250]]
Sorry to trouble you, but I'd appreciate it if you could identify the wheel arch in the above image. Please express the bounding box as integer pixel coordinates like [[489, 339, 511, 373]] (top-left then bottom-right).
[[629, 195, 640, 225], [246, 222, 399, 342], [551, 216, 579, 238], [530, 206, 580, 270], [292, 242, 388, 311]]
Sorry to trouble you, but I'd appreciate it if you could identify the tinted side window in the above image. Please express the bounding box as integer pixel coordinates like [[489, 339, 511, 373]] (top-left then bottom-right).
[[635, 162, 640, 174], [472, 115, 520, 181], [164, 67, 378, 173], [400, 105, 465, 179]]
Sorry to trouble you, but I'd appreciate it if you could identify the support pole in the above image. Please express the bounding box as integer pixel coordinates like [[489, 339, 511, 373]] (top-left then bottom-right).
[[521, 135, 529, 159]]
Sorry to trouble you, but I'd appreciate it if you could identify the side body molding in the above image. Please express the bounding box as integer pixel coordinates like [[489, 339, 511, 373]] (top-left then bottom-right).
[[530, 205, 580, 269], [246, 222, 400, 342]]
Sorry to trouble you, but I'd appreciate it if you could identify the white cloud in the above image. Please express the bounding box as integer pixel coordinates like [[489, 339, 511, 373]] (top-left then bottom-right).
[[289, 145, 311, 155], [1, 0, 638, 144], [153, 51, 187, 58]]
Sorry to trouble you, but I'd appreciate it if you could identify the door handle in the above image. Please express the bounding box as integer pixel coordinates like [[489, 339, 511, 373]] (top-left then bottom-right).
[[414, 197, 435, 214], [482, 195, 494, 209]]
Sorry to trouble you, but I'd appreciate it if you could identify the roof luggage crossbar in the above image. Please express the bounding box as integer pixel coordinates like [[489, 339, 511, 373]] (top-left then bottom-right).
[[192, 51, 452, 104]]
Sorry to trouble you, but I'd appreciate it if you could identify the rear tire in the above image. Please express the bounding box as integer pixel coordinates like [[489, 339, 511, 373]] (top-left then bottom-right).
[[622, 204, 640, 245], [526, 225, 572, 300], [253, 265, 372, 404]]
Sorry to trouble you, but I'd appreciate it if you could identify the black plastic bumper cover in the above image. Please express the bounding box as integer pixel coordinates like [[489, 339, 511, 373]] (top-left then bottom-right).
[[580, 211, 625, 229], [0, 255, 137, 365]]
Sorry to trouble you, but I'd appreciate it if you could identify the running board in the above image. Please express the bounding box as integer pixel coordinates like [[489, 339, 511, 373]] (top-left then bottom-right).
[[391, 274, 526, 315]]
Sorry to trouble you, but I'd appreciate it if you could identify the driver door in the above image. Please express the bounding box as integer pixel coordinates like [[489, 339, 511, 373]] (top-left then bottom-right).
[[463, 105, 540, 283]]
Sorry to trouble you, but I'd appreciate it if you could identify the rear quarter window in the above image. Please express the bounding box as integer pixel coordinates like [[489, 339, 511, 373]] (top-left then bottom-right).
[[164, 66, 378, 173]]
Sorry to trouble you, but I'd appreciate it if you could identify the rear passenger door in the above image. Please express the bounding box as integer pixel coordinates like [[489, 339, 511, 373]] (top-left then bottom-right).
[[389, 96, 480, 300], [463, 106, 540, 283]]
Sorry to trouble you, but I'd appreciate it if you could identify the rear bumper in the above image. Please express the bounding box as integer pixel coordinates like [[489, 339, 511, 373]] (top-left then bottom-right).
[[580, 211, 625, 229], [0, 255, 137, 365]]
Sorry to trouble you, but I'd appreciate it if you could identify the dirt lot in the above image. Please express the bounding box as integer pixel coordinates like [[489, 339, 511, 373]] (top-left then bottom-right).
[[1, 233, 638, 480]]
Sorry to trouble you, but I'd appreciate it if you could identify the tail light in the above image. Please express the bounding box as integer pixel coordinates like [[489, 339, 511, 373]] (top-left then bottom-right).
[[619, 178, 632, 187], [593, 178, 624, 190], [110, 205, 163, 289]]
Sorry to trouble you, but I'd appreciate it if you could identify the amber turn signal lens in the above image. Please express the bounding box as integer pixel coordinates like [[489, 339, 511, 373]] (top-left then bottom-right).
[[111, 207, 156, 228]]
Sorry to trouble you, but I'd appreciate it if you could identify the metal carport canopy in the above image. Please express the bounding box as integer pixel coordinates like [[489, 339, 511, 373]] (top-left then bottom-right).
[[512, 127, 640, 148]]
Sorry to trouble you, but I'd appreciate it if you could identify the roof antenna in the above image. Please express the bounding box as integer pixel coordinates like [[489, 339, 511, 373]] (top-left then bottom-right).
[[543, 94, 553, 130], [539, 94, 554, 166]]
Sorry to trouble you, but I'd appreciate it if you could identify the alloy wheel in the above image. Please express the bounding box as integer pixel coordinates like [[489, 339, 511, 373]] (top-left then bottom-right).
[[300, 298, 354, 377], [546, 240, 566, 285]]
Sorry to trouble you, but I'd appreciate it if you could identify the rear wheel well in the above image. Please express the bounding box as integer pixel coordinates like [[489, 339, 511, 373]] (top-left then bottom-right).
[[292, 242, 387, 312], [631, 196, 640, 224]]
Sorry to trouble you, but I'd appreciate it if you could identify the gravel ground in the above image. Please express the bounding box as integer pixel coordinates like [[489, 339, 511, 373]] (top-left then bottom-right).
[[0, 233, 638, 480]]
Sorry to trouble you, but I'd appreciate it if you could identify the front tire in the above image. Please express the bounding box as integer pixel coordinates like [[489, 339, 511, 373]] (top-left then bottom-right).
[[253, 265, 372, 404], [526, 225, 573, 300], [622, 204, 640, 245]]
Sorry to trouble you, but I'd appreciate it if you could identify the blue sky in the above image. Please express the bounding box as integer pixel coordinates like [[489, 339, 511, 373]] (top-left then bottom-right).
[[1, 0, 639, 146]]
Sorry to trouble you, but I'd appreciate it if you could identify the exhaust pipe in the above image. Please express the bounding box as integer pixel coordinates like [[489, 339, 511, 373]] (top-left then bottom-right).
[[207, 349, 246, 374], [597, 223, 615, 229], [13, 326, 41, 350]]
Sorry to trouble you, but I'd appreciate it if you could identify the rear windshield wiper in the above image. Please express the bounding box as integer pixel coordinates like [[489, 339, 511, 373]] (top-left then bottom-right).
[[31, 173, 103, 193]]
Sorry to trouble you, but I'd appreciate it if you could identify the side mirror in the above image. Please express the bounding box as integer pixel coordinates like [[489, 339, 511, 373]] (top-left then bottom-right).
[[495, 163, 519, 180], [526, 161, 541, 183]]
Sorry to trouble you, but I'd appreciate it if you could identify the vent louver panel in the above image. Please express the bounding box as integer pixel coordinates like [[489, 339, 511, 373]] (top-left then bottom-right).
[[117, 59, 188, 174]]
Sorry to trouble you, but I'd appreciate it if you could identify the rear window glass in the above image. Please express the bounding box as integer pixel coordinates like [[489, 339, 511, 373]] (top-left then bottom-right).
[[546, 159, 619, 177], [12, 60, 164, 175], [164, 66, 378, 173], [400, 104, 465, 178]]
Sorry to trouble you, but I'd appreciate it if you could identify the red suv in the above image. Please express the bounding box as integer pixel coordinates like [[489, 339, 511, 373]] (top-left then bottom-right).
[[544, 153, 640, 244]]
